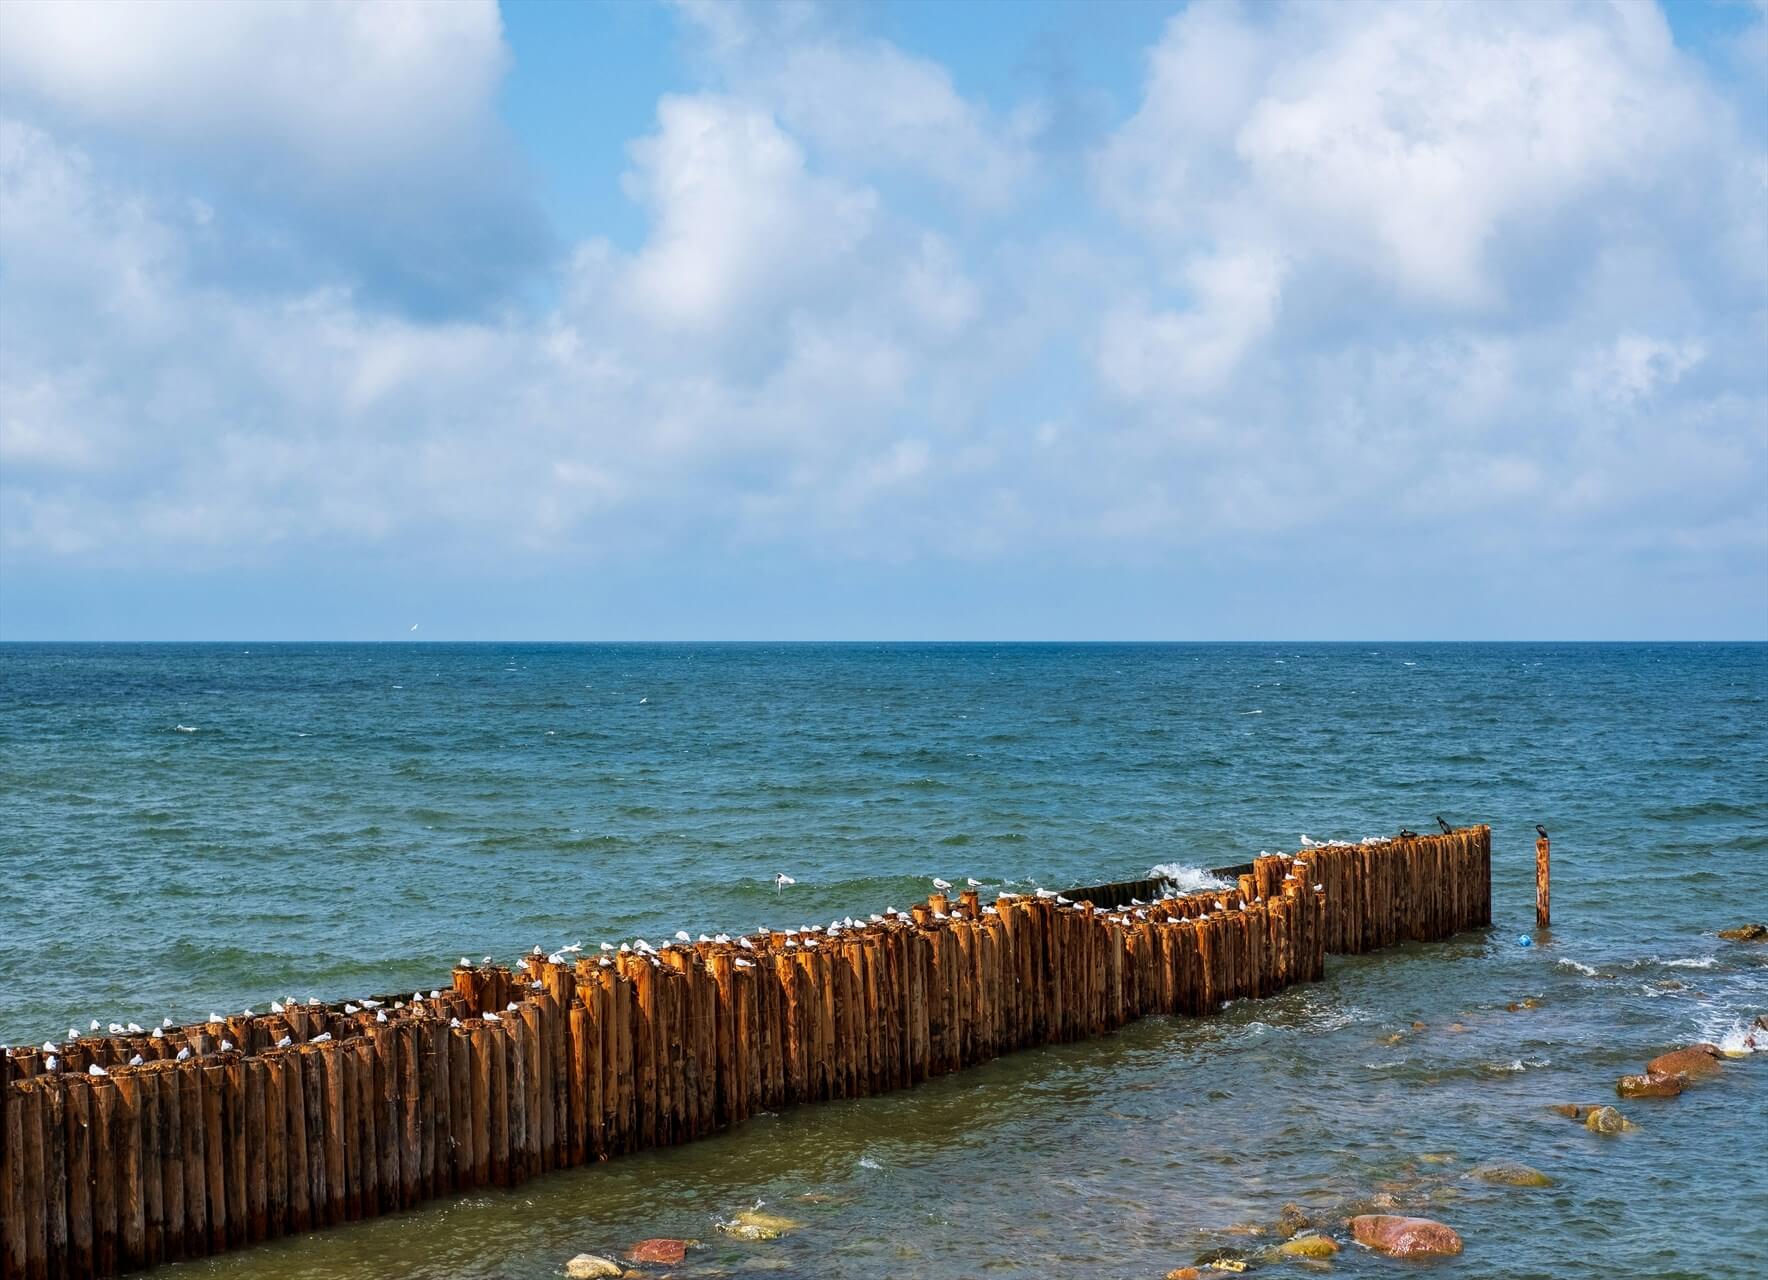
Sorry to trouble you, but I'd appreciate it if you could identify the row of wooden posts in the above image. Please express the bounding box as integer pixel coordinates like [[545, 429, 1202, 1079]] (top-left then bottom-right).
[[2, 827, 1492, 1279]]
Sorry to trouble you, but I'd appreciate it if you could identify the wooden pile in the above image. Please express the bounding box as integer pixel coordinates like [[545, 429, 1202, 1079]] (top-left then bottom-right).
[[1, 826, 1491, 1279]]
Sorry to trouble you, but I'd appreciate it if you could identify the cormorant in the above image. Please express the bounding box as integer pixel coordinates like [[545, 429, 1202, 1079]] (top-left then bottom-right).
[[1436, 815, 1452, 834]]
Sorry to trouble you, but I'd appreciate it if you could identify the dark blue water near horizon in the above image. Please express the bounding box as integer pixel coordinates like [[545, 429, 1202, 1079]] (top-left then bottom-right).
[[2, 642, 1764, 1279]]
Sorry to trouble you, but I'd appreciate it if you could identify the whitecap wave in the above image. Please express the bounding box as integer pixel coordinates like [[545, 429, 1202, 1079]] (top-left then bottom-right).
[[1664, 956, 1718, 969], [1556, 958, 1600, 977], [1699, 1015, 1768, 1057], [1150, 863, 1232, 892], [173, 724, 197, 733]]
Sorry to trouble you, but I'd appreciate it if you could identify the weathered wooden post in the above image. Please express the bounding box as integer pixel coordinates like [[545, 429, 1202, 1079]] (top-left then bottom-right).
[[1535, 831, 1550, 929]]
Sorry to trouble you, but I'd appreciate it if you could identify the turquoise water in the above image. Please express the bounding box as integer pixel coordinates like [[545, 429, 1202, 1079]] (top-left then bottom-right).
[[3, 642, 1765, 1277]]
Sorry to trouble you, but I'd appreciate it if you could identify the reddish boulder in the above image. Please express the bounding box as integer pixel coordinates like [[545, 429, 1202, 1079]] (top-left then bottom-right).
[[626, 1238, 690, 1264], [1350, 1215, 1464, 1257], [1617, 1072, 1686, 1099], [1647, 1045, 1722, 1080]]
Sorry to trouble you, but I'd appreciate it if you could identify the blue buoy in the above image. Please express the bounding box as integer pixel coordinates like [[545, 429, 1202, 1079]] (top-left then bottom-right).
[[1517, 934, 1533, 947]]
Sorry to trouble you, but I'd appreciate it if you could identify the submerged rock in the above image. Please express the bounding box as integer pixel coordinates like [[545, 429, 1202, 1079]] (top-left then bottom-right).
[[1471, 1162, 1554, 1187], [563, 1256, 622, 1279], [1647, 1045, 1722, 1080], [626, 1238, 691, 1264], [1617, 1072, 1685, 1099], [1585, 1105, 1636, 1135], [1276, 1234, 1339, 1258], [1349, 1215, 1464, 1257], [1717, 923, 1767, 942], [1165, 1269, 1204, 1280], [1547, 1102, 1585, 1119], [719, 1209, 801, 1241]]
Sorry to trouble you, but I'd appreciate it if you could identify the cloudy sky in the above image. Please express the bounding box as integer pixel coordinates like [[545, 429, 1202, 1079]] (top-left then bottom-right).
[[1, 0, 1763, 639]]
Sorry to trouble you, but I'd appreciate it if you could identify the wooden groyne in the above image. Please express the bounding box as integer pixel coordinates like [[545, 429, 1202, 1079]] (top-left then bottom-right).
[[1, 826, 1490, 1279]]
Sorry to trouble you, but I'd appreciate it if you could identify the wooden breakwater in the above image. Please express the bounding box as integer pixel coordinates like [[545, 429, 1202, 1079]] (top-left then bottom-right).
[[1, 826, 1490, 1279]]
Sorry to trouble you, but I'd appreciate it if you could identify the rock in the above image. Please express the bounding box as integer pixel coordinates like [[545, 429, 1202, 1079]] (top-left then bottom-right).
[[1584, 1105, 1635, 1135], [1370, 1191, 1400, 1209], [1276, 1234, 1339, 1258], [1617, 1072, 1685, 1099], [719, 1209, 801, 1241], [626, 1239, 690, 1265], [563, 1256, 623, 1279], [1547, 1103, 1584, 1119], [1471, 1162, 1554, 1187], [1349, 1215, 1465, 1257], [1165, 1270, 1203, 1280], [1647, 1046, 1722, 1080], [1274, 1202, 1312, 1237], [1717, 923, 1767, 942]]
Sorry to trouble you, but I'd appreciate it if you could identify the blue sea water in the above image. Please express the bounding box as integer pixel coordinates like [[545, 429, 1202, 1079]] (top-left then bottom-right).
[[2, 642, 1765, 1278]]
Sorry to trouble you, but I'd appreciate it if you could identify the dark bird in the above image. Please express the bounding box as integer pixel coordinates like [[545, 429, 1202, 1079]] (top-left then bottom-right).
[[1535, 824, 1549, 841], [1436, 815, 1452, 834], [1398, 828, 1419, 839]]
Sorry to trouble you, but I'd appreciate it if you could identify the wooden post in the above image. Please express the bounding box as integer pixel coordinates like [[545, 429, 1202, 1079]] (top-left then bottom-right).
[[1536, 833, 1550, 928]]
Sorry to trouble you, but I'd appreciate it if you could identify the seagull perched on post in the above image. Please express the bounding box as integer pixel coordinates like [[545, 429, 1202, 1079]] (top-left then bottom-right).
[[966, 878, 984, 889], [932, 878, 952, 891]]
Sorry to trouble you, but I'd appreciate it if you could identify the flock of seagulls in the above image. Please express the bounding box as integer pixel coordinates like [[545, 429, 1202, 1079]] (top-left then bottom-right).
[[15, 827, 1522, 1066]]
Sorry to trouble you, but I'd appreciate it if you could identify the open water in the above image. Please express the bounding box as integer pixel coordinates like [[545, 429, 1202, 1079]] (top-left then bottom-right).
[[2, 642, 1764, 1278]]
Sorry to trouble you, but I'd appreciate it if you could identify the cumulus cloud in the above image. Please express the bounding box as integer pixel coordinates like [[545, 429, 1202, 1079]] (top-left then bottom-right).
[[0, 0, 549, 313], [0, 0, 1763, 633]]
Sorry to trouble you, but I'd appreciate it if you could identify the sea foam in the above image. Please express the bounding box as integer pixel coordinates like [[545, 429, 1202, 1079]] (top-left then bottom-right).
[[1150, 863, 1232, 892]]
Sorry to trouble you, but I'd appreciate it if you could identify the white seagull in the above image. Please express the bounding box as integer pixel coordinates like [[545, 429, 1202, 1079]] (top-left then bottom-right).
[[932, 878, 952, 891], [775, 873, 796, 894]]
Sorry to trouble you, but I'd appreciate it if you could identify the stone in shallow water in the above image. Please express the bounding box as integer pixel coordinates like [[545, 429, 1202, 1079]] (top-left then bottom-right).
[[1349, 1214, 1465, 1257], [1547, 1102, 1585, 1119], [563, 1255, 622, 1279], [1647, 1045, 1722, 1080], [1617, 1071, 1685, 1099], [719, 1209, 801, 1241], [1277, 1234, 1339, 1257], [1717, 923, 1766, 941], [1471, 1162, 1555, 1187], [626, 1238, 691, 1264], [1274, 1202, 1312, 1237], [1585, 1105, 1636, 1135]]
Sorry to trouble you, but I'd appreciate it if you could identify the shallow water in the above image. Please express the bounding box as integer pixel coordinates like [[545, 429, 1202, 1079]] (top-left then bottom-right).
[[3, 642, 1765, 1276]]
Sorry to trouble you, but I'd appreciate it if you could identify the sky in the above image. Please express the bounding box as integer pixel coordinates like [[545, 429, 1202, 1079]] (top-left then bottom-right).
[[0, 0, 1764, 641]]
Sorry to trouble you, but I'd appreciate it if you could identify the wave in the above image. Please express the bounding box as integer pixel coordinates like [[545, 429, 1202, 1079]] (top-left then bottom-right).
[[1149, 863, 1232, 892], [1556, 959, 1601, 977], [173, 724, 198, 733]]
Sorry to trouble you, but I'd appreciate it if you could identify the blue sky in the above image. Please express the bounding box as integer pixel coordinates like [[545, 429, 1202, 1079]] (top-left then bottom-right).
[[1, 0, 1764, 640]]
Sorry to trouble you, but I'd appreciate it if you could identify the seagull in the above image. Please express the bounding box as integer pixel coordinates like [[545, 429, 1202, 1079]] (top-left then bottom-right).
[[966, 877, 983, 888], [1035, 888, 1058, 900], [270, 1001, 285, 1014], [89, 1019, 100, 1031], [775, 873, 796, 894], [344, 1004, 360, 1014], [1436, 816, 1452, 834], [361, 998, 381, 1009], [277, 1036, 292, 1048], [409, 624, 418, 632], [714, 933, 730, 944], [482, 955, 492, 964], [150, 1028, 162, 1040], [89, 1064, 108, 1077], [311, 1032, 333, 1042], [449, 1017, 462, 1029], [482, 1012, 500, 1023], [128, 1054, 143, 1066], [561, 942, 582, 954], [69, 1028, 81, 1040], [735, 957, 755, 969], [43, 1041, 58, 1053], [109, 1022, 125, 1034], [220, 1040, 234, 1051], [176, 1047, 192, 1061], [505, 1002, 519, 1012], [459, 957, 471, 967], [45, 1055, 58, 1071], [600, 942, 615, 952], [932, 878, 952, 891], [1300, 835, 1318, 847], [1536, 824, 1549, 840], [208, 1013, 223, 1024], [242, 1006, 255, 1016], [376, 1011, 388, 1023], [675, 931, 691, 943], [639, 696, 648, 704], [737, 937, 754, 951], [162, 1017, 173, 1028], [515, 959, 528, 972]]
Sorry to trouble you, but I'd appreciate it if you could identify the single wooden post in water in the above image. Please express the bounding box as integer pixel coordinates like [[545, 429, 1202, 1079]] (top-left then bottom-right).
[[1535, 832, 1551, 928]]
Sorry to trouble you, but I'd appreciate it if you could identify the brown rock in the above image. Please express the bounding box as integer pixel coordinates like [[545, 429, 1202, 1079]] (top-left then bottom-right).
[[1584, 1105, 1635, 1135], [626, 1239, 690, 1265], [1472, 1162, 1554, 1187], [1349, 1215, 1464, 1257], [1717, 923, 1767, 942], [1547, 1102, 1584, 1119], [1617, 1072, 1685, 1099], [1274, 1202, 1312, 1237], [1165, 1270, 1203, 1280], [1647, 1046, 1722, 1079]]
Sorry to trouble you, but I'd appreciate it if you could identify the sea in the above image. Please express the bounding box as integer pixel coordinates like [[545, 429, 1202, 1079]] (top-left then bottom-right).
[[1, 642, 1764, 1278]]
